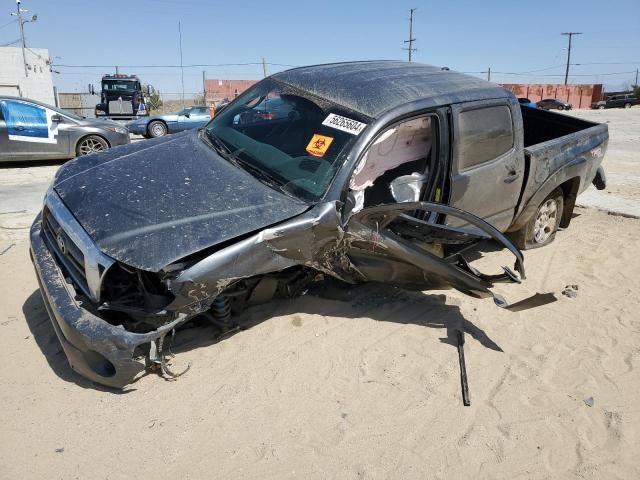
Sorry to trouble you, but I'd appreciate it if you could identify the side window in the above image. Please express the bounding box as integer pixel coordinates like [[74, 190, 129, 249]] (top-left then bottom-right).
[[350, 116, 436, 207], [0, 100, 48, 140], [456, 105, 513, 170]]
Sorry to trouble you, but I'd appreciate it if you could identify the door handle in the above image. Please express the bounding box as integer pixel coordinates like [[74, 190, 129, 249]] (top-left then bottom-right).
[[504, 171, 519, 184], [15, 125, 25, 131]]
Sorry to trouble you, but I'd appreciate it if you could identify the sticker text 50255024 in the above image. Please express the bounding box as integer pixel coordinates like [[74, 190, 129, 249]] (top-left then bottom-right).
[[322, 113, 367, 135]]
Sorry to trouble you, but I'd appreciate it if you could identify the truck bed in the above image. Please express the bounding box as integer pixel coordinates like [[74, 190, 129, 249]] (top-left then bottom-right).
[[512, 106, 608, 229]]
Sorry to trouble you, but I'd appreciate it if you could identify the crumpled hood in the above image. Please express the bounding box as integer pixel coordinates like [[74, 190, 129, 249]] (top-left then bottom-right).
[[53, 130, 309, 271]]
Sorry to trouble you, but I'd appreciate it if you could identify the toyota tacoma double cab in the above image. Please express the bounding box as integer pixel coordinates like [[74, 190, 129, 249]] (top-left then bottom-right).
[[30, 61, 608, 387]]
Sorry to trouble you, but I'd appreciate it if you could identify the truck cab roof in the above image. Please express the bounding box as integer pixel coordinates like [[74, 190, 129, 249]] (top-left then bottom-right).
[[272, 60, 512, 118], [102, 74, 140, 81]]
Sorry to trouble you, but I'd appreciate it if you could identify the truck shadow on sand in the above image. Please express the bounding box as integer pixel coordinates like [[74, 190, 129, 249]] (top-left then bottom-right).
[[22, 280, 503, 391], [21, 290, 132, 393], [164, 279, 504, 384]]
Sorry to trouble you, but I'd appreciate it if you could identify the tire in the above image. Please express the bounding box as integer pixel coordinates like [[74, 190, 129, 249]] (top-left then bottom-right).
[[510, 188, 564, 250], [598, 105, 605, 110], [76, 135, 108, 157], [148, 121, 167, 138], [557, 105, 564, 111], [624, 103, 631, 109]]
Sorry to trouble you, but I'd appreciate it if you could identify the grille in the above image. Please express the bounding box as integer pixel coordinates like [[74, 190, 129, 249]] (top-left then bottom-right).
[[41, 190, 115, 303], [108, 99, 133, 115], [42, 206, 90, 296]]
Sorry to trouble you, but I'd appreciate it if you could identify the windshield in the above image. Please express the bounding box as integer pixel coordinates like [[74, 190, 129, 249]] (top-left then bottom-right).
[[103, 80, 139, 92], [54, 105, 84, 121], [205, 79, 368, 201]]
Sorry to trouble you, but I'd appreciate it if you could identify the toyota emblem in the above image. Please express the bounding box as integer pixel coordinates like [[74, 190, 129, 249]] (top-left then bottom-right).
[[56, 233, 66, 255]]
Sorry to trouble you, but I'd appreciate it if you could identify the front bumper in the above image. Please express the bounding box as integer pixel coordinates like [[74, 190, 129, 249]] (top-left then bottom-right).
[[105, 131, 131, 147], [29, 213, 181, 388]]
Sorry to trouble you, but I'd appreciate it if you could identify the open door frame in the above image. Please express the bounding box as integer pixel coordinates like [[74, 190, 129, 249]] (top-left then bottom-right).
[[345, 201, 525, 305]]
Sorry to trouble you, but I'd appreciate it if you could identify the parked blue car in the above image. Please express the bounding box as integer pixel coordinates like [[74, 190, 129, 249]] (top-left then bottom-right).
[[127, 105, 211, 138], [518, 97, 537, 108]]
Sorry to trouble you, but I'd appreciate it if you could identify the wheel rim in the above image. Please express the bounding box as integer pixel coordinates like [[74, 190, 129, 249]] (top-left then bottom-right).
[[533, 199, 558, 243], [78, 137, 106, 155], [151, 123, 166, 136], [625, 104, 631, 109]]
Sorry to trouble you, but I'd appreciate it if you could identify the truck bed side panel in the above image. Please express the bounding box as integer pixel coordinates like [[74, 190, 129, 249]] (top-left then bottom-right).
[[510, 108, 608, 231]]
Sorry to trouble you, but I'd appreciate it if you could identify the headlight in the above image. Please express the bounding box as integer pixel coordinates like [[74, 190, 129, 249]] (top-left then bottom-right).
[[105, 126, 128, 135]]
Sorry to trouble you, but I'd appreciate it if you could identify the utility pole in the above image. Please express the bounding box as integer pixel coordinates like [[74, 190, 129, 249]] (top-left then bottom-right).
[[178, 21, 185, 107], [12, 0, 28, 77], [403, 8, 417, 62], [262, 57, 267, 78], [202, 70, 206, 105], [561, 32, 582, 85], [115, 65, 119, 74], [487, 67, 491, 82], [635, 68, 638, 87]]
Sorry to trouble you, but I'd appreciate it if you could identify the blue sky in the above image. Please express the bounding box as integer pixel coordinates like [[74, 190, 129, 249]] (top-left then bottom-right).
[[1, 0, 638, 97]]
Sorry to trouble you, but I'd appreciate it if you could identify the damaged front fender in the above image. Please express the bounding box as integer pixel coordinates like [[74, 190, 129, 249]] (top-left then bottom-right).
[[167, 201, 356, 312]]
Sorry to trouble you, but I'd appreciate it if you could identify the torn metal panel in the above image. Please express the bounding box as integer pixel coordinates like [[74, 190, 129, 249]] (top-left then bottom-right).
[[167, 201, 353, 312]]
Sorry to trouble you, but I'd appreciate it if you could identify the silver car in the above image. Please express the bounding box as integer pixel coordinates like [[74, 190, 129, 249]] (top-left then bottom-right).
[[126, 106, 211, 138], [0, 96, 130, 162]]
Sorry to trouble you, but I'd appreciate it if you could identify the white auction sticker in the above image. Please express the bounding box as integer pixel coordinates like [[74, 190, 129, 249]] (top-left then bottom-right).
[[322, 113, 367, 135]]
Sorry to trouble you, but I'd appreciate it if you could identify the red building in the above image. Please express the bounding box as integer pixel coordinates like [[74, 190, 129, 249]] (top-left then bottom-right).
[[204, 79, 257, 104], [500, 83, 603, 109]]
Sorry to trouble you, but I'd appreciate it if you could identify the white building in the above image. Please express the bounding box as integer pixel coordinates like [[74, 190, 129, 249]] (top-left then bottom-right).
[[0, 46, 55, 105]]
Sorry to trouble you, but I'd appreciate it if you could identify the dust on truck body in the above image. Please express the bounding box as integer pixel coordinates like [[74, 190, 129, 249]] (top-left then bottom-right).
[[94, 74, 148, 120], [30, 61, 609, 389]]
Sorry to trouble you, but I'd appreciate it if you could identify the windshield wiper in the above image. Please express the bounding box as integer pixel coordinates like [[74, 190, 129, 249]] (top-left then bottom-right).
[[204, 130, 232, 157], [203, 130, 298, 199], [233, 157, 290, 193]]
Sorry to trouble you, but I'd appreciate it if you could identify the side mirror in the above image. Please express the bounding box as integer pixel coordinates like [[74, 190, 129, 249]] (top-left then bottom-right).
[[184, 112, 190, 118], [51, 114, 63, 123]]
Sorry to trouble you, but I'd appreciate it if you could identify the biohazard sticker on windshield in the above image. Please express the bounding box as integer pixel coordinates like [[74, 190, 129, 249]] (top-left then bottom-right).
[[306, 134, 334, 157], [322, 113, 367, 135]]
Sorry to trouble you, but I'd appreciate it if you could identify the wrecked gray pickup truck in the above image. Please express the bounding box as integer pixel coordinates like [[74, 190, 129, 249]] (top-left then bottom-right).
[[30, 61, 608, 388]]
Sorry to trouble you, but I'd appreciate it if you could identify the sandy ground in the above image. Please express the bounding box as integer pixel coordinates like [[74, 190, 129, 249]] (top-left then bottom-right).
[[1, 208, 639, 479], [572, 108, 640, 218], [1, 110, 639, 479]]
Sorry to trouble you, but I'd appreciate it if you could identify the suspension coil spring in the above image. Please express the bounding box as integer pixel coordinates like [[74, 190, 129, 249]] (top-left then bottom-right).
[[211, 296, 232, 324]]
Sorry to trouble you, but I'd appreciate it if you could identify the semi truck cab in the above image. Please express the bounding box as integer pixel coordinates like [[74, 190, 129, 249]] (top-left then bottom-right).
[[94, 74, 148, 121]]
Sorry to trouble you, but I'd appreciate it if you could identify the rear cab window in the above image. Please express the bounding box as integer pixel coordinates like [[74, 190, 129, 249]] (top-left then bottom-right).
[[455, 105, 514, 170]]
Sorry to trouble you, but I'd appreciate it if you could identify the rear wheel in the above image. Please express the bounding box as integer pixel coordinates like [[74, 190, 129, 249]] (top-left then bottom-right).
[[510, 188, 564, 249], [624, 103, 632, 109], [598, 105, 606, 110], [76, 135, 108, 156], [557, 105, 564, 111], [148, 121, 167, 138]]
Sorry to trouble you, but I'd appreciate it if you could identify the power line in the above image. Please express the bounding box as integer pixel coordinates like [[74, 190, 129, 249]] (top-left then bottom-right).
[[0, 19, 17, 30], [572, 62, 640, 65], [52, 62, 300, 69], [1, 38, 20, 47]]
